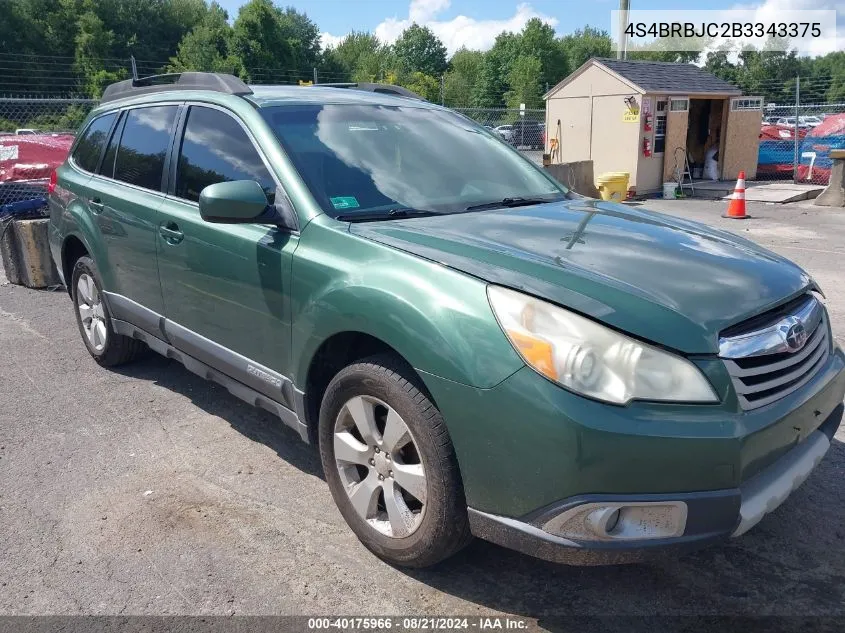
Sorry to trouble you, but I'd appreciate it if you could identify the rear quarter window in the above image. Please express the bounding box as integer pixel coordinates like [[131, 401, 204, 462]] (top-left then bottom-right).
[[71, 113, 116, 173]]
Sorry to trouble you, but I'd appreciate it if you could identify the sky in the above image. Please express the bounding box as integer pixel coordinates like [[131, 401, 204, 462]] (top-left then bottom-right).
[[215, 0, 843, 56]]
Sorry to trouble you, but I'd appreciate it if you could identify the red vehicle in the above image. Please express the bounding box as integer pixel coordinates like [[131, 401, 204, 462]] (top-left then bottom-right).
[[0, 133, 75, 206], [1, 132, 74, 182], [798, 114, 845, 185], [756, 124, 807, 178]]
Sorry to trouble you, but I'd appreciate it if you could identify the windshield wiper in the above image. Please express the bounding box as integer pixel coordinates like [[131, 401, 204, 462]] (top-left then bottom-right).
[[464, 197, 560, 212], [336, 208, 440, 222]]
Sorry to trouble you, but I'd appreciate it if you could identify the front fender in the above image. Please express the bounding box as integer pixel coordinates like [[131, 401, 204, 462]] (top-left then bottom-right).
[[291, 220, 523, 389]]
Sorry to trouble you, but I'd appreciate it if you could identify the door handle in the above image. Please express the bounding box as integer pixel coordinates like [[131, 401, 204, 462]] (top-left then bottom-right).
[[89, 197, 104, 214], [159, 222, 184, 244]]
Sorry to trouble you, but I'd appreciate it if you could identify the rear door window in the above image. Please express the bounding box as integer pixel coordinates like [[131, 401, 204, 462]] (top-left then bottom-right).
[[113, 106, 178, 191], [174, 106, 275, 203], [71, 113, 116, 173]]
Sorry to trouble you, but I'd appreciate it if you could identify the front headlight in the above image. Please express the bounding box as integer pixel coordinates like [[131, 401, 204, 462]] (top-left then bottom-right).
[[488, 286, 718, 405]]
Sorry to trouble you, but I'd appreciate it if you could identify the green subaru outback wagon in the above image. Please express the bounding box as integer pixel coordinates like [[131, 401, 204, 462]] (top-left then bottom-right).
[[49, 72, 844, 568]]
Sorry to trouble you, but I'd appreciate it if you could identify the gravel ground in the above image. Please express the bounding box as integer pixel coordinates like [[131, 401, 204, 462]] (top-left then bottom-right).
[[1, 198, 844, 625]]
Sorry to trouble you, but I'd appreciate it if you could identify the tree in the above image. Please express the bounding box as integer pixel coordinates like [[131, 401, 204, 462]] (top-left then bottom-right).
[[559, 26, 612, 72], [230, 1, 321, 82], [628, 45, 702, 64], [168, 2, 241, 75], [442, 48, 484, 107], [733, 46, 800, 104], [393, 23, 447, 76], [277, 6, 322, 70], [704, 47, 739, 85], [473, 31, 520, 107], [518, 18, 569, 91], [402, 71, 440, 102], [809, 51, 845, 103], [504, 54, 543, 109], [350, 47, 398, 83], [90, 0, 207, 65], [325, 31, 384, 76], [231, 0, 294, 80], [74, 4, 126, 97]]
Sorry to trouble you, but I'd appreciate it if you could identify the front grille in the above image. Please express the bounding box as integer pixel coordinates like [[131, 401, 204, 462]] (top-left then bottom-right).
[[721, 295, 831, 410]]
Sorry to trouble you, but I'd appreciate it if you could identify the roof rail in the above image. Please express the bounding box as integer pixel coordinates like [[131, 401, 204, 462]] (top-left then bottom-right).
[[101, 72, 253, 103], [315, 82, 425, 101]]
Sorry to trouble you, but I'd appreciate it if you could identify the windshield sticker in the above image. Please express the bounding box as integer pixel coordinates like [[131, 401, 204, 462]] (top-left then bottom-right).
[[330, 196, 360, 210]]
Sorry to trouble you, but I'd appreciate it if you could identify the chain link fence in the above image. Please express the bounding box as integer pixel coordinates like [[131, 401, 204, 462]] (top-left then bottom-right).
[[452, 108, 546, 164], [0, 99, 549, 210], [5, 92, 845, 199], [759, 101, 845, 186], [1, 98, 97, 210]]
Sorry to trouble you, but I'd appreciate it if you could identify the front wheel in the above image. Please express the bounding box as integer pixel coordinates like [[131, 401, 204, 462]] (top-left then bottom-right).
[[319, 355, 472, 567]]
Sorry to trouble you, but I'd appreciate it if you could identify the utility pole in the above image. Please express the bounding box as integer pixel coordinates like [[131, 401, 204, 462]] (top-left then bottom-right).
[[440, 74, 445, 106], [313, 67, 318, 85], [793, 75, 800, 183], [617, 0, 630, 60]]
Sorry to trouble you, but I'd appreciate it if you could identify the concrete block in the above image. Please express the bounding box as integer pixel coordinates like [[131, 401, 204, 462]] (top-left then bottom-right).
[[0, 218, 61, 288], [814, 154, 845, 208], [545, 161, 601, 198]]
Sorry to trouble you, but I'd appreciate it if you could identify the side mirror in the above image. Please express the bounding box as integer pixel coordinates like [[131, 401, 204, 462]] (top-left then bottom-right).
[[199, 180, 271, 224]]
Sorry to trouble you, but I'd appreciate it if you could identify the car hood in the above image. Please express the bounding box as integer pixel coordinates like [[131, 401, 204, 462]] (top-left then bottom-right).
[[350, 199, 813, 354]]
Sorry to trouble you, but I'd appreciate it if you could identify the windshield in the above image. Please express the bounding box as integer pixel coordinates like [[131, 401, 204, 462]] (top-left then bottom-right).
[[261, 104, 566, 218]]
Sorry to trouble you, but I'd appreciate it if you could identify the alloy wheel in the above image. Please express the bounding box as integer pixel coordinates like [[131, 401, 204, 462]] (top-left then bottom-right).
[[333, 395, 427, 538], [76, 273, 107, 352]]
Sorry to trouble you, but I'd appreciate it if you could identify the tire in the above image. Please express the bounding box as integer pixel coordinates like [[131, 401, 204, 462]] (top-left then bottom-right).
[[70, 256, 146, 367], [319, 354, 472, 568]]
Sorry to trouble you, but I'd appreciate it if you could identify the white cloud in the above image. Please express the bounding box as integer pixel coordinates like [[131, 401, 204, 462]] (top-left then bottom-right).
[[320, 32, 345, 50], [322, 1, 558, 56], [409, 0, 452, 23]]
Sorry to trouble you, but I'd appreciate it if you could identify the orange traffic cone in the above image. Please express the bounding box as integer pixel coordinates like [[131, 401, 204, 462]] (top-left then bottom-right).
[[723, 171, 750, 219]]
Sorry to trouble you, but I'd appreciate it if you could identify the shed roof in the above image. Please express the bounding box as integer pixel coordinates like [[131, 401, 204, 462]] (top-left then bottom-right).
[[545, 58, 742, 98]]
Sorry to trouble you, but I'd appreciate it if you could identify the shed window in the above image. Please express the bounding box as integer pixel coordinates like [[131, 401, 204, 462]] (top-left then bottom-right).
[[731, 97, 763, 111], [670, 98, 689, 112], [654, 99, 668, 153]]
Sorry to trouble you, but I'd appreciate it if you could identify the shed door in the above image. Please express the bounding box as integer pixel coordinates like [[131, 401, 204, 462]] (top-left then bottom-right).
[[662, 97, 689, 183], [554, 97, 591, 163], [722, 96, 763, 180]]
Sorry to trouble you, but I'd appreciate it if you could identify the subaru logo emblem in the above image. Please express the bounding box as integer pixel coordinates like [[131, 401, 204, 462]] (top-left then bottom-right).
[[785, 322, 808, 352]]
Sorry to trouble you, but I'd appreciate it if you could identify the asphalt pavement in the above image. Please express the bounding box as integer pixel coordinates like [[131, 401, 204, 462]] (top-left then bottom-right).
[[1, 198, 844, 626]]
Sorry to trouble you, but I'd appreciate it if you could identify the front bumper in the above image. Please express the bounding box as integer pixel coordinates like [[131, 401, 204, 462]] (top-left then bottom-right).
[[467, 403, 841, 565], [420, 338, 845, 564]]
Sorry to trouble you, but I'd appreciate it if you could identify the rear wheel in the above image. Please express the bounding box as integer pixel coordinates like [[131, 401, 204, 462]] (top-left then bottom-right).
[[71, 256, 145, 366], [319, 355, 472, 567]]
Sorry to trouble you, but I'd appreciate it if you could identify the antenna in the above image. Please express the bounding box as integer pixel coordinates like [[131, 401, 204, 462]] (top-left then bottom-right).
[[130, 56, 139, 83]]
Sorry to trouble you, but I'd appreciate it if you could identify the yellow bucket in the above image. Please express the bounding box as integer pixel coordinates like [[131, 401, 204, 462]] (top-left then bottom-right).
[[595, 171, 630, 202]]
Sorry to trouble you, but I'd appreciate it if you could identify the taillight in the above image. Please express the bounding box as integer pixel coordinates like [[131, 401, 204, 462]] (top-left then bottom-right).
[[48, 169, 57, 194]]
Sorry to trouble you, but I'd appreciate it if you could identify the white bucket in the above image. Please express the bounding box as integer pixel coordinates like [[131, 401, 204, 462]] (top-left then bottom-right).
[[663, 182, 677, 199]]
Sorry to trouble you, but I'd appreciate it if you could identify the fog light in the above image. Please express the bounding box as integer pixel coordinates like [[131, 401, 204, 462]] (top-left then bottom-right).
[[542, 501, 687, 542]]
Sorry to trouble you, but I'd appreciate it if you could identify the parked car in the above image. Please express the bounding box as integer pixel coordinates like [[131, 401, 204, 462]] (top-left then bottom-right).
[[798, 113, 845, 184], [1, 132, 75, 205], [508, 120, 544, 150], [49, 73, 845, 568], [494, 124, 514, 142], [757, 124, 807, 179], [775, 116, 823, 129]]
